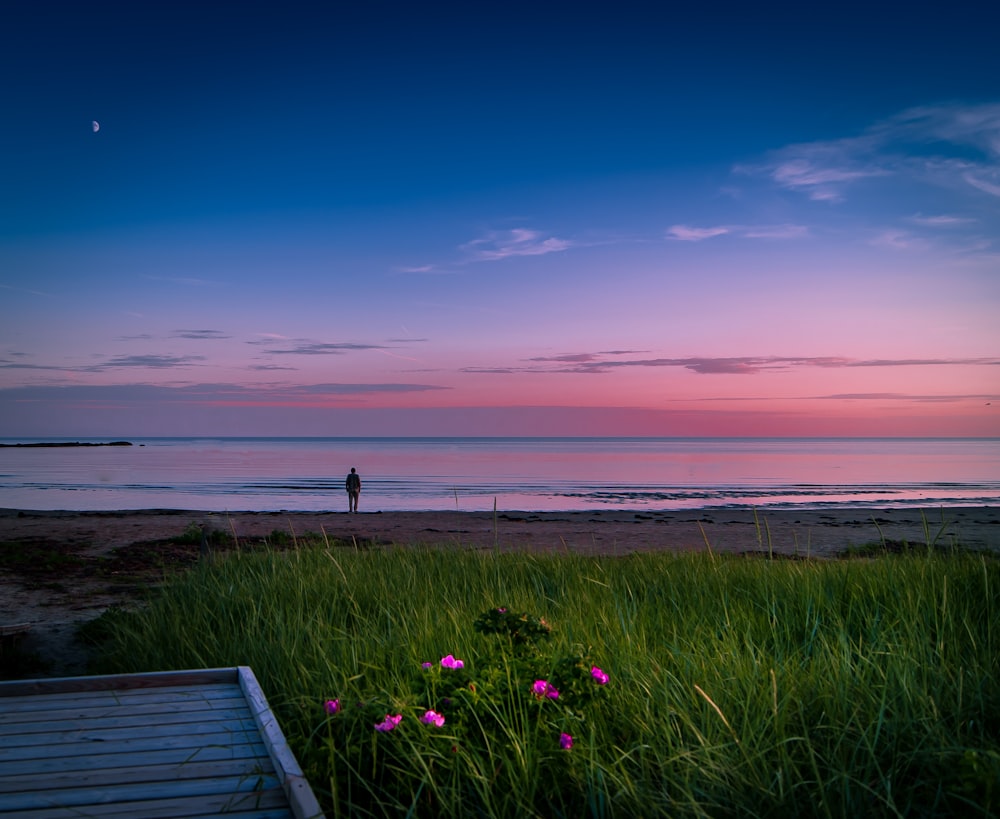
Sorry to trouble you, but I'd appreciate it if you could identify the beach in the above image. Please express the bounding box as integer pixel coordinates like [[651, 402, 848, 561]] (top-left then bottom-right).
[[2, 505, 998, 677]]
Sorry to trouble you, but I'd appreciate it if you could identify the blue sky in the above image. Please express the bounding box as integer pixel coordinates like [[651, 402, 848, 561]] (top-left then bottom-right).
[[1, 1, 998, 437]]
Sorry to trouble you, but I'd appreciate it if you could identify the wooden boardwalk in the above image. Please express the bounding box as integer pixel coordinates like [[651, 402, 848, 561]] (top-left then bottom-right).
[[0, 667, 324, 818]]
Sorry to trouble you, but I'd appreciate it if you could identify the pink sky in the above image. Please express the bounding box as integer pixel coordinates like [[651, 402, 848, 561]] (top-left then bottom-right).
[[2, 7, 999, 438]]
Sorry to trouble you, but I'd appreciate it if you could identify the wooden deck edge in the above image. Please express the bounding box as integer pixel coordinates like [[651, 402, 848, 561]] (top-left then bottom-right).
[[238, 666, 325, 819], [0, 623, 32, 638], [0, 667, 240, 697]]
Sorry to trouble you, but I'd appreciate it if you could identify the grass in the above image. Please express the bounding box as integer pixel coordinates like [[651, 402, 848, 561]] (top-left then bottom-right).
[[89, 538, 1000, 818]]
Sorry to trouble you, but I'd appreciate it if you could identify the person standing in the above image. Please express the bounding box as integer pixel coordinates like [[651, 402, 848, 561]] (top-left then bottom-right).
[[346, 467, 361, 512]]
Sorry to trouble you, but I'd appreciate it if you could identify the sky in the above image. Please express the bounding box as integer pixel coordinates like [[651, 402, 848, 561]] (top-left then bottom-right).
[[1, 0, 998, 438]]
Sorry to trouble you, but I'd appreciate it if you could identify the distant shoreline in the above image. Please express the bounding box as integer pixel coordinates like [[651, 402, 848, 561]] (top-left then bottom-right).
[[0, 441, 133, 448]]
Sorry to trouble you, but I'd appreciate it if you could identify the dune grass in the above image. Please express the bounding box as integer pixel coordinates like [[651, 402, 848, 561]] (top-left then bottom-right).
[[91, 539, 1000, 818]]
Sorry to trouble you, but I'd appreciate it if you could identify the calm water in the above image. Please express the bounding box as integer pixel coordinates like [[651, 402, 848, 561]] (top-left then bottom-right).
[[0, 437, 998, 513]]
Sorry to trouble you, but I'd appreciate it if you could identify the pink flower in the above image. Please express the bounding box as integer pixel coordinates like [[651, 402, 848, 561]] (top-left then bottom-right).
[[440, 654, 464, 669], [421, 662, 433, 669], [590, 666, 609, 685], [559, 732, 573, 750], [324, 699, 340, 715], [531, 679, 559, 700], [374, 713, 403, 732], [420, 709, 446, 727]]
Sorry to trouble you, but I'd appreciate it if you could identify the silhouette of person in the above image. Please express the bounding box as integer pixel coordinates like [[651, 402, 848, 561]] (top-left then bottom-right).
[[346, 467, 361, 512]]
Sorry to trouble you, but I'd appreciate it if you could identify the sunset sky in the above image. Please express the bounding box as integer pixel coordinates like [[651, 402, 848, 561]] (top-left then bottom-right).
[[2, 1, 998, 437]]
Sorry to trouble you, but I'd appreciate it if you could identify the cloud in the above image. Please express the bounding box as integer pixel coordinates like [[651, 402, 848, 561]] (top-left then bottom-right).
[[247, 339, 386, 355], [818, 392, 998, 403], [0, 361, 66, 371], [744, 102, 1000, 203], [667, 225, 730, 241], [473, 353, 1000, 376], [142, 274, 221, 287], [87, 354, 206, 371], [667, 224, 808, 241], [460, 228, 572, 262], [908, 214, 976, 227], [768, 155, 883, 201], [528, 353, 605, 364], [171, 329, 231, 340], [741, 224, 809, 239], [289, 383, 448, 395], [2, 353, 208, 374], [870, 230, 928, 251], [964, 171, 1000, 197], [0, 283, 51, 297], [0, 382, 450, 407]]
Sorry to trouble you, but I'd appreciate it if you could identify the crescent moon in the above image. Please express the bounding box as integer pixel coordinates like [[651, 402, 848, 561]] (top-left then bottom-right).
[[92, 120, 100, 133]]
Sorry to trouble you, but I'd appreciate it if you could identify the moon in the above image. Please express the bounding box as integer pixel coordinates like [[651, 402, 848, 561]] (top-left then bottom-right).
[[92, 120, 100, 133]]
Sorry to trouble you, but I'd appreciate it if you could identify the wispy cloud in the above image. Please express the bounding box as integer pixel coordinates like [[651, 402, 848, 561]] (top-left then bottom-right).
[[87, 354, 206, 371], [741, 224, 809, 239], [528, 351, 645, 364], [247, 339, 386, 355], [870, 229, 928, 251], [3, 353, 212, 374], [0, 361, 66, 371], [460, 228, 572, 262], [171, 329, 231, 340], [0, 283, 51, 297], [744, 102, 1000, 204], [818, 392, 998, 402], [667, 223, 808, 241], [469, 353, 1000, 376], [667, 225, 730, 241], [0, 381, 450, 407], [142, 274, 221, 287], [767, 153, 884, 202], [964, 172, 1000, 197], [908, 213, 976, 227]]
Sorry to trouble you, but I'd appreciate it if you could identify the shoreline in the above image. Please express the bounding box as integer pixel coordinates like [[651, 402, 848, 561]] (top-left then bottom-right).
[[2, 506, 997, 678], [3, 505, 998, 555]]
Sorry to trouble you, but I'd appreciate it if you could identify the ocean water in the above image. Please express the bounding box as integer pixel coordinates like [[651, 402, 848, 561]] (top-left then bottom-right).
[[0, 437, 998, 513]]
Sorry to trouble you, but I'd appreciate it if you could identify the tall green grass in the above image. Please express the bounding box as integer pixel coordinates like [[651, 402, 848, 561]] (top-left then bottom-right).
[[93, 542, 1000, 818]]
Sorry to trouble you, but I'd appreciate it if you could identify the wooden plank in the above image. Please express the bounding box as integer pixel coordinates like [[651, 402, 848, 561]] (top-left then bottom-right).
[[0, 727, 266, 764], [0, 716, 260, 750], [238, 667, 325, 819], [0, 683, 243, 717], [0, 699, 253, 736], [0, 769, 283, 812], [0, 698, 253, 736], [0, 741, 270, 777], [9, 789, 292, 818], [0, 683, 239, 712], [0, 756, 276, 793], [0, 667, 239, 698], [0, 692, 249, 725]]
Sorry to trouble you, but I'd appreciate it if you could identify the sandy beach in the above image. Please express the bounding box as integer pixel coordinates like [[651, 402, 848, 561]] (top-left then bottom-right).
[[2, 506, 998, 677]]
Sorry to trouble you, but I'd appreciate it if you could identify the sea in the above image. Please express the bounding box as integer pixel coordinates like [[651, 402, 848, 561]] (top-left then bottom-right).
[[1, 437, 998, 513]]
